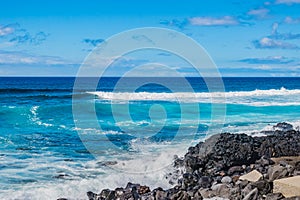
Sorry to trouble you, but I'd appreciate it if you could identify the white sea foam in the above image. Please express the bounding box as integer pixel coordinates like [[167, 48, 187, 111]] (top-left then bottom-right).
[[116, 120, 151, 126], [29, 106, 54, 127], [222, 120, 300, 137], [1, 105, 16, 109], [0, 170, 170, 200], [73, 127, 127, 135], [0, 143, 185, 200], [2, 119, 299, 199], [284, 120, 300, 131], [88, 87, 300, 106], [0, 136, 14, 145]]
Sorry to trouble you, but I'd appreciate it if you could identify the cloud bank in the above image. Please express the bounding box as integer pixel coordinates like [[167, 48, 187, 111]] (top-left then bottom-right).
[[0, 23, 48, 45]]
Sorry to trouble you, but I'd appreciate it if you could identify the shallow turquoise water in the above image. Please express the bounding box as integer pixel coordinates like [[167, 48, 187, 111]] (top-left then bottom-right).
[[0, 77, 300, 199]]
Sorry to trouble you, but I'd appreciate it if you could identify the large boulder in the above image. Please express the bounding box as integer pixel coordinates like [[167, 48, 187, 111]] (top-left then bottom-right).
[[181, 133, 261, 175], [179, 130, 300, 176]]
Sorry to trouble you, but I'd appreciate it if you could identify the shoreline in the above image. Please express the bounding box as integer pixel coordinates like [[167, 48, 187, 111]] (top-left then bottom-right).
[[76, 122, 300, 200]]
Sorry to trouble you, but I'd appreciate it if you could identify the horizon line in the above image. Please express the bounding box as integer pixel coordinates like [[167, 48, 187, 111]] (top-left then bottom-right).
[[0, 76, 300, 78]]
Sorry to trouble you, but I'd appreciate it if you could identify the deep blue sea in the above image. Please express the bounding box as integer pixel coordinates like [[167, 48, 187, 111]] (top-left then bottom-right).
[[1, 77, 300, 199]]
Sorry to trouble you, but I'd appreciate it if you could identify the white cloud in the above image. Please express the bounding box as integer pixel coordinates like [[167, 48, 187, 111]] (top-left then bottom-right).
[[272, 22, 279, 35], [0, 23, 48, 45], [256, 65, 272, 70], [284, 16, 300, 24], [261, 37, 278, 46], [253, 37, 299, 49], [189, 16, 238, 26], [120, 63, 182, 77], [247, 8, 269, 18], [0, 50, 74, 65], [276, 0, 300, 4], [239, 56, 294, 64], [0, 26, 14, 36]]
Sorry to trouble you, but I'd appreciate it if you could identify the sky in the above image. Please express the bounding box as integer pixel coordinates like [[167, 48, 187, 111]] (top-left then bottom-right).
[[0, 0, 300, 77]]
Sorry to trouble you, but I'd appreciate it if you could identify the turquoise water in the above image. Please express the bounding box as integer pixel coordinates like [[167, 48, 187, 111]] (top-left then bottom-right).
[[0, 77, 300, 199]]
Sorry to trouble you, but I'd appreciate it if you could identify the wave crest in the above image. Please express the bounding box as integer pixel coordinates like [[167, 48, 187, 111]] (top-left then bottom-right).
[[87, 87, 300, 106]]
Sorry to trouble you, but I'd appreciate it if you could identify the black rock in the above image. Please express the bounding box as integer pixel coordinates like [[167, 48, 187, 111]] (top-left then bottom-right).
[[182, 133, 261, 175], [96, 161, 118, 167], [83, 129, 300, 200], [266, 193, 284, 200], [198, 176, 212, 188], [125, 182, 140, 190], [251, 180, 272, 195], [138, 185, 151, 195], [99, 189, 115, 200], [257, 130, 300, 158], [170, 190, 191, 200], [256, 156, 275, 167], [228, 166, 245, 175], [87, 191, 98, 200], [273, 122, 294, 132]]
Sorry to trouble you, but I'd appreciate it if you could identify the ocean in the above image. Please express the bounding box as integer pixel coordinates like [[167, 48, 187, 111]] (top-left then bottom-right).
[[0, 77, 300, 199]]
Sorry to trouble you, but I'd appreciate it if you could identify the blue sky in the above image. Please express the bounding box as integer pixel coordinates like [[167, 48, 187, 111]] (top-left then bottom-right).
[[0, 0, 300, 76]]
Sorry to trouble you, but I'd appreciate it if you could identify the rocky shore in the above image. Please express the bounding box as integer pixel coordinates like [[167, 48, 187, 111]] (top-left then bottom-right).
[[62, 123, 300, 200]]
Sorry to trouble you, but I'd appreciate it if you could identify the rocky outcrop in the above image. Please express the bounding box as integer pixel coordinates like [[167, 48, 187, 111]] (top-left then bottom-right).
[[178, 129, 300, 178], [59, 123, 300, 200]]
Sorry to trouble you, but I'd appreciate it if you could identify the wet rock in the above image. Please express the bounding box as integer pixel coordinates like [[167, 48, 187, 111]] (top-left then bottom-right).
[[115, 187, 124, 196], [96, 161, 118, 167], [138, 185, 151, 195], [53, 174, 70, 179], [100, 190, 115, 200], [99, 189, 110, 198], [153, 187, 167, 200], [273, 122, 294, 132], [87, 191, 98, 200]]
